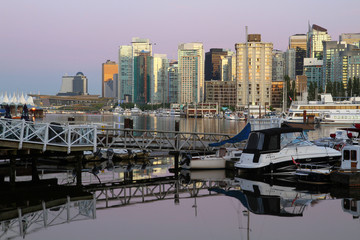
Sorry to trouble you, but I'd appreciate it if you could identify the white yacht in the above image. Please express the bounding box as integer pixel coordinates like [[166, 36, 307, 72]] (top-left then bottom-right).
[[113, 106, 124, 114], [234, 127, 341, 174], [288, 94, 360, 124], [130, 105, 142, 115]]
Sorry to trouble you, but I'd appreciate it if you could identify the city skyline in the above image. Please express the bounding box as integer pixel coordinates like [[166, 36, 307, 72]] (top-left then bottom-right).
[[1, 0, 359, 95]]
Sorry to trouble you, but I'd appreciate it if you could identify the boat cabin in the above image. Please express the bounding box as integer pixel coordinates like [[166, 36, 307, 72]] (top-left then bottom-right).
[[243, 127, 307, 155], [341, 145, 360, 170]]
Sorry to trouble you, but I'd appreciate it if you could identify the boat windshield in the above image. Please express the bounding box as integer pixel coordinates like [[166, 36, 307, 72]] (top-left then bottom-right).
[[280, 132, 310, 148], [245, 132, 265, 151]]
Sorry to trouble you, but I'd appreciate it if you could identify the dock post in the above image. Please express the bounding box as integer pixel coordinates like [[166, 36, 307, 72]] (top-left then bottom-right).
[[31, 157, 40, 182], [10, 157, 16, 188], [76, 155, 82, 188]]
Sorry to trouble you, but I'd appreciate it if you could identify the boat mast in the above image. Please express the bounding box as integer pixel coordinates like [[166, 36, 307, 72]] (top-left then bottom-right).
[[245, 26, 250, 118]]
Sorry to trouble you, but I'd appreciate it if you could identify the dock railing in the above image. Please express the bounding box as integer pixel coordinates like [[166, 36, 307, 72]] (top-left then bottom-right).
[[0, 118, 97, 153]]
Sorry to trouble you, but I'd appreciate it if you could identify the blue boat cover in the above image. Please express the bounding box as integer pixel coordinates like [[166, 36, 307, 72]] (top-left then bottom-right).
[[209, 188, 249, 209], [209, 123, 251, 147]]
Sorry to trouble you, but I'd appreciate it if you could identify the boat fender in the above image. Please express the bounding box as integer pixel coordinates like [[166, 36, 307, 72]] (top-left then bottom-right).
[[180, 153, 191, 166], [270, 163, 274, 173]]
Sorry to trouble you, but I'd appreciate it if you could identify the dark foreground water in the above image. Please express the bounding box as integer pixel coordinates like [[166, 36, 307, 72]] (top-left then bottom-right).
[[4, 114, 359, 240]]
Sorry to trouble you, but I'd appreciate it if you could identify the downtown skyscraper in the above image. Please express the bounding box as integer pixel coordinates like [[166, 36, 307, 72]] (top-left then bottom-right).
[[118, 38, 152, 103], [178, 43, 204, 104], [235, 34, 273, 108], [307, 24, 331, 60]]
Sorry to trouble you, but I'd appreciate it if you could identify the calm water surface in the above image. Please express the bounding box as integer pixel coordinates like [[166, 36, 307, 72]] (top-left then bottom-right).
[[15, 114, 360, 239]]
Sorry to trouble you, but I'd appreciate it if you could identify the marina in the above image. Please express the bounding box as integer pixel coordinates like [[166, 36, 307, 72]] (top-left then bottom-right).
[[1, 113, 360, 239]]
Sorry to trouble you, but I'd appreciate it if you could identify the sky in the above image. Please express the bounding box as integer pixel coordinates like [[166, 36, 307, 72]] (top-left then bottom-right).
[[1, 0, 359, 96]]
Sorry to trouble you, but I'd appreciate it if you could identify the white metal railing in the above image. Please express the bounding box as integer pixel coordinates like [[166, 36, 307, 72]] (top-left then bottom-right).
[[0, 118, 97, 153], [0, 197, 95, 239]]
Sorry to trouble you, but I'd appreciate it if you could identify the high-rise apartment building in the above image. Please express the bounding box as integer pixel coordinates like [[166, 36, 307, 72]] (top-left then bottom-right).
[[205, 48, 228, 81], [289, 34, 307, 76], [284, 49, 296, 79], [289, 34, 307, 50], [220, 52, 236, 81], [322, 41, 346, 86], [153, 54, 169, 104], [118, 37, 153, 103], [168, 61, 179, 104], [304, 58, 323, 89], [340, 33, 360, 47], [102, 60, 118, 98], [272, 50, 285, 82], [132, 37, 152, 57], [307, 24, 331, 60], [178, 43, 204, 104], [235, 35, 273, 108], [118, 45, 133, 102], [134, 51, 152, 104], [348, 49, 360, 81]]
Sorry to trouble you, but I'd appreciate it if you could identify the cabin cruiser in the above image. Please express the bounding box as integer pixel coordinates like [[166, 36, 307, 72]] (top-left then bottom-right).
[[295, 142, 360, 184], [234, 127, 341, 174]]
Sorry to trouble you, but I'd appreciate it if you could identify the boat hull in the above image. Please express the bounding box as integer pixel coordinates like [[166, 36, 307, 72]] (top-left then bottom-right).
[[236, 156, 341, 174]]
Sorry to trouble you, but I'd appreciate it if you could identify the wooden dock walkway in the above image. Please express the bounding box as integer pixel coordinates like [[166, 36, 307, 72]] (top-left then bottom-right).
[[0, 118, 97, 153]]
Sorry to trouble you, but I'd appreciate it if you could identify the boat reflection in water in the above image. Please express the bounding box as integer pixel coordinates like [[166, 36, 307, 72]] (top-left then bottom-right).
[[210, 176, 329, 217]]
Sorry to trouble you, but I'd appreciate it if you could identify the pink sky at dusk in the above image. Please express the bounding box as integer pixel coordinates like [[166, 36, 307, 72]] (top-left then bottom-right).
[[1, 0, 359, 95]]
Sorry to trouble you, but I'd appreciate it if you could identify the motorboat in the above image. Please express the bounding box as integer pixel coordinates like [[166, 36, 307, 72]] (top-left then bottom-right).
[[180, 148, 243, 170], [130, 105, 142, 115], [296, 142, 360, 186], [234, 127, 341, 174], [113, 106, 124, 114]]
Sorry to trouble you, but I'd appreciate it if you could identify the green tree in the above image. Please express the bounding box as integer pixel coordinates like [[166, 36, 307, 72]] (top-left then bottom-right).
[[354, 77, 360, 96], [308, 81, 315, 101], [326, 80, 333, 95], [348, 78, 353, 97]]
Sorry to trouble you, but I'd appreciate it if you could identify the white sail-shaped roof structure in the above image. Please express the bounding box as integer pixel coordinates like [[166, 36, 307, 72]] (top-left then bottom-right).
[[2, 92, 9, 105], [18, 93, 27, 105], [26, 95, 35, 106], [9, 93, 18, 105]]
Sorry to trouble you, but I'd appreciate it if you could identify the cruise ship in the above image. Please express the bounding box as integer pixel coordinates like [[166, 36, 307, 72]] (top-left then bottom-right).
[[287, 94, 360, 124]]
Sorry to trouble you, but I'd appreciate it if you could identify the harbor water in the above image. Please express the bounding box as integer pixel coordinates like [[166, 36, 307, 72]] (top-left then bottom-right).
[[5, 114, 360, 240]]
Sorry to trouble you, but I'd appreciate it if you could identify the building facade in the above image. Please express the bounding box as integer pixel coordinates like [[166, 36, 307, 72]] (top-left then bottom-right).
[[205, 48, 228, 81], [102, 60, 118, 98], [340, 33, 360, 47], [168, 61, 179, 104], [235, 35, 273, 108], [322, 41, 346, 86], [58, 72, 88, 96], [271, 81, 283, 110], [307, 24, 331, 60], [304, 58, 323, 89], [152, 54, 169, 104], [205, 80, 237, 107], [118, 45, 133, 102], [272, 50, 285, 82], [284, 48, 296, 79], [220, 52, 236, 81], [178, 43, 204, 104], [289, 34, 307, 50], [134, 51, 152, 104]]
